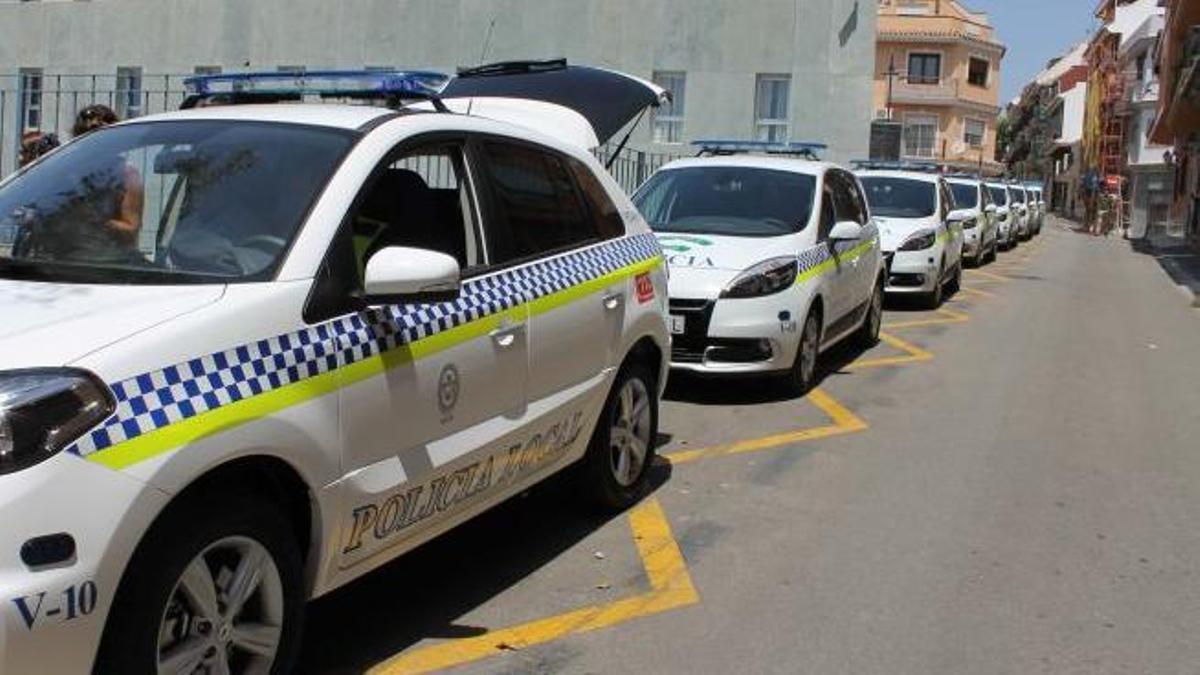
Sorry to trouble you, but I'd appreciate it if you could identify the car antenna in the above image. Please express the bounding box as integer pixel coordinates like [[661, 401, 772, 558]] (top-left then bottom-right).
[[469, 17, 498, 117]]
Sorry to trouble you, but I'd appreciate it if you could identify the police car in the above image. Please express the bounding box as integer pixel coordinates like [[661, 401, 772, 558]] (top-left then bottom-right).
[[1027, 184, 1045, 235], [0, 65, 672, 674], [945, 175, 998, 266], [633, 142, 884, 392], [855, 164, 964, 308], [1009, 183, 1032, 241], [985, 181, 1016, 250]]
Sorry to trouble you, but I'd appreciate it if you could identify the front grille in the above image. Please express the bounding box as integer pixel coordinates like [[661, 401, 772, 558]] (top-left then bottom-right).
[[888, 272, 926, 288], [705, 338, 773, 364], [669, 298, 715, 364]]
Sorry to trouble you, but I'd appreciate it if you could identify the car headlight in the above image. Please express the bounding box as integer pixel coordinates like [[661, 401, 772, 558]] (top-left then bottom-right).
[[898, 229, 937, 252], [721, 256, 798, 299], [0, 369, 115, 475]]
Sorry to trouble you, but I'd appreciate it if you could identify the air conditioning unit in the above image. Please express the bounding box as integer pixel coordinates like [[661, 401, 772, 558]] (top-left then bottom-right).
[[875, 109, 892, 120]]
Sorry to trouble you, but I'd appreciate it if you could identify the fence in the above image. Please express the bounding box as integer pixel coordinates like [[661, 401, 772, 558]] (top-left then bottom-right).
[[0, 73, 681, 194]]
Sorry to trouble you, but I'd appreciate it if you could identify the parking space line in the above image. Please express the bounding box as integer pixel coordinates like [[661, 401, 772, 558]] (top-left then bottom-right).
[[843, 330, 934, 370], [957, 286, 996, 299], [883, 307, 970, 329], [662, 388, 867, 465], [964, 269, 1011, 283], [367, 498, 698, 675]]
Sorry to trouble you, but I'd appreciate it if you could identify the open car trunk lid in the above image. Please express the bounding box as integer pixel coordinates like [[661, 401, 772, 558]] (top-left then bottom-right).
[[441, 60, 669, 150]]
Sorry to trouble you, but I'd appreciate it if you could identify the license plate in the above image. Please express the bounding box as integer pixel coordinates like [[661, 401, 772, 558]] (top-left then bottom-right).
[[669, 315, 686, 335]]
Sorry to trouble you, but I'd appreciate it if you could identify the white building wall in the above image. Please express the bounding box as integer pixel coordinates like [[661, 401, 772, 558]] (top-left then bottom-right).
[[0, 0, 877, 174]]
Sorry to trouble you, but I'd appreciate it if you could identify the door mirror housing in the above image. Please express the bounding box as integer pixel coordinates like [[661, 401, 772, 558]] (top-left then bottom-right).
[[984, 203, 998, 214], [828, 220, 863, 242], [363, 246, 461, 305], [947, 209, 972, 224]]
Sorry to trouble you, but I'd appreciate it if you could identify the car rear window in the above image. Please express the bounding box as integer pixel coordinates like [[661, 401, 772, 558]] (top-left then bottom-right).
[[858, 176, 936, 219]]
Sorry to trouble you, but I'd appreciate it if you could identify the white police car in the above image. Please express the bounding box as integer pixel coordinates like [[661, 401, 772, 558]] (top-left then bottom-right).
[[1027, 184, 1045, 235], [946, 176, 998, 266], [1009, 183, 1032, 242], [986, 181, 1016, 249], [856, 166, 964, 308], [0, 65, 671, 674], [633, 144, 884, 392]]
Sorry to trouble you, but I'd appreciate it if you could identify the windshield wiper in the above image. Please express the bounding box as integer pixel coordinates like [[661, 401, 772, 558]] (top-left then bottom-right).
[[0, 257, 235, 285]]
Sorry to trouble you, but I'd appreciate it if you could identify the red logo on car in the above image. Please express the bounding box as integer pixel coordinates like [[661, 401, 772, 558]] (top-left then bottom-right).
[[635, 273, 655, 304]]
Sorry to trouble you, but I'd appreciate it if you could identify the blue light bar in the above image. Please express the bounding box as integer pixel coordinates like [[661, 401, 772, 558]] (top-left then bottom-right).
[[183, 69, 451, 99], [693, 139, 828, 157]]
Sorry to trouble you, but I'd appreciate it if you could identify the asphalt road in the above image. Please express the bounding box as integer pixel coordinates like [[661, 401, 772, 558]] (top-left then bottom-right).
[[299, 218, 1200, 675]]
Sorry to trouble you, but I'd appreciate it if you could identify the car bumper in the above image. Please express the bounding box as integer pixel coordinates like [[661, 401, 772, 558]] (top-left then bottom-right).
[[884, 247, 941, 294], [0, 453, 166, 674], [667, 293, 803, 374]]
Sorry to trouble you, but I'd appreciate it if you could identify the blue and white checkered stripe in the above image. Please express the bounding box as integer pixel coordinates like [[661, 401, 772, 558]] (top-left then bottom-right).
[[70, 233, 662, 459], [795, 222, 879, 277]]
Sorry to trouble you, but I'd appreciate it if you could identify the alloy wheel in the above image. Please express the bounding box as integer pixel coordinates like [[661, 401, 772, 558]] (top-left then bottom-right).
[[610, 377, 652, 487], [157, 536, 284, 675]]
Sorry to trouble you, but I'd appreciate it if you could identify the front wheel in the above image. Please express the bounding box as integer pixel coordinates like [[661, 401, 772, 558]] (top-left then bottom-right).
[[578, 362, 658, 512], [947, 260, 962, 295], [854, 279, 883, 349], [94, 493, 304, 675], [923, 263, 945, 309], [784, 307, 822, 394]]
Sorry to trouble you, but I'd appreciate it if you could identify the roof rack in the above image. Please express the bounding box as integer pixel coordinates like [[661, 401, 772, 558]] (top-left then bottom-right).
[[692, 139, 827, 160], [850, 159, 943, 173], [180, 69, 452, 111]]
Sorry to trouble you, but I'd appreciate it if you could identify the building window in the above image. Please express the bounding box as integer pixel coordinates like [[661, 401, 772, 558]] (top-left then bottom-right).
[[907, 53, 941, 85], [903, 113, 938, 158], [116, 66, 143, 119], [18, 68, 43, 132], [964, 118, 986, 148], [652, 71, 686, 144], [754, 74, 791, 142], [968, 57, 989, 87]]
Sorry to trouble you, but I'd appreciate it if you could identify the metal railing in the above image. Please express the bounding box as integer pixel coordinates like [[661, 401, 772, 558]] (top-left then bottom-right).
[[596, 144, 682, 194]]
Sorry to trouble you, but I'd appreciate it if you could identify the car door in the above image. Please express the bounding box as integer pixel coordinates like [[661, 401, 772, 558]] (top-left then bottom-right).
[[938, 179, 962, 267], [331, 138, 531, 566], [472, 138, 618, 422], [833, 169, 877, 310], [816, 177, 853, 333]]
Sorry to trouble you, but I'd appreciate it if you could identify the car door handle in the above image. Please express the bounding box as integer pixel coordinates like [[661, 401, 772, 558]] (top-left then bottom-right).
[[602, 291, 624, 311], [489, 322, 525, 348]]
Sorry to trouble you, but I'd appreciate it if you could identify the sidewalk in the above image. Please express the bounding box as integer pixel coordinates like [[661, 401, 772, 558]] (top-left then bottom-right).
[[1130, 228, 1200, 308]]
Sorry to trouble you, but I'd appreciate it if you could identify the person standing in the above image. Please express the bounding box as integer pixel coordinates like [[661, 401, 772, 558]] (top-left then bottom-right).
[[71, 104, 145, 254]]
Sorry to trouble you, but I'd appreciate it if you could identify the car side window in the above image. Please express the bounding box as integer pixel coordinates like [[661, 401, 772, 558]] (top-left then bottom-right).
[[478, 141, 597, 265], [939, 180, 952, 221], [350, 143, 482, 279], [829, 171, 867, 225], [818, 183, 836, 242], [565, 157, 626, 240]]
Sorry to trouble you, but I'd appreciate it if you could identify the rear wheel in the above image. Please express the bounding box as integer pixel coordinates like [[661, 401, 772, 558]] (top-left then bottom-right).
[[95, 493, 304, 675], [578, 362, 658, 511]]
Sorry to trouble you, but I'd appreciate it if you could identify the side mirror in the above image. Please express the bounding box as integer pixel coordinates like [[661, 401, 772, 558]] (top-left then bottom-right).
[[363, 246, 461, 305], [984, 203, 998, 214], [828, 220, 863, 241], [947, 209, 970, 224]]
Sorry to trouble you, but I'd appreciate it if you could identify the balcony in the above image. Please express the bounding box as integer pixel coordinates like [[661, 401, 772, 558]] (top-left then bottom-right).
[[889, 79, 997, 112]]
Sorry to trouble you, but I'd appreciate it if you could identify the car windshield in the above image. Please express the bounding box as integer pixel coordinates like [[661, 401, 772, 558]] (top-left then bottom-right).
[[1010, 188, 1026, 204], [859, 176, 936, 218], [948, 182, 978, 209], [988, 186, 1008, 205], [0, 120, 355, 285], [633, 166, 815, 237]]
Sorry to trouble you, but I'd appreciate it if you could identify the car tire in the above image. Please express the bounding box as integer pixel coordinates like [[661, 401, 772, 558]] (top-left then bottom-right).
[[578, 361, 658, 512], [784, 306, 822, 395], [94, 491, 304, 675], [854, 278, 883, 350], [947, 261, 962, 296], [923, 263, 945, 309]]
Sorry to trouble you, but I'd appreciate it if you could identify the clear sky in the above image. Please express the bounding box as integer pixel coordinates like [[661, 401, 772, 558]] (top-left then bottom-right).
[[964, 0, 1103, 103]]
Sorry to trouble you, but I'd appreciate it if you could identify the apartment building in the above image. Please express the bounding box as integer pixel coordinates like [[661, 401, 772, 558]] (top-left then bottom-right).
[[1149, 0, 1200, 250], [874, 0, 1005, 171]]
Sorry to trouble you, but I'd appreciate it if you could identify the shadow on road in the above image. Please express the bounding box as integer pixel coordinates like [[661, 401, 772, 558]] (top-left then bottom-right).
[[1130, 237, 1200, 305], [297, 460, 673, 674]]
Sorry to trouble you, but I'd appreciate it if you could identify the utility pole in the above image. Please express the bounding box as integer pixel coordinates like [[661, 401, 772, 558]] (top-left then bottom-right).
[[884, 54, 901, 119]]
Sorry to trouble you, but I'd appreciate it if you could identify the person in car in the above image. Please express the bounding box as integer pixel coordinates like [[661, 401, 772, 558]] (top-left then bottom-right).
[[71, 104, 145, 258]]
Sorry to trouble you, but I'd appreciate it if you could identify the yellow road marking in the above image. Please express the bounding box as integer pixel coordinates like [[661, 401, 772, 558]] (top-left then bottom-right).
[[964, 269, 1010, 283], [844, 331, 933, 371], [662, 388, 867, 465], [957, 285, 996, 299], [883, 307, 970, 329], [367, 498, 698, 675]]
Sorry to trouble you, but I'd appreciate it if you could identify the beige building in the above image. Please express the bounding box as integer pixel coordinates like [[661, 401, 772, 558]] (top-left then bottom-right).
[[874, 0, 1005, 171]]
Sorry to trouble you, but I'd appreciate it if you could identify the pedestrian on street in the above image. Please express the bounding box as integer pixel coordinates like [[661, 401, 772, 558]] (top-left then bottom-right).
[[18, 131, 60, 168]]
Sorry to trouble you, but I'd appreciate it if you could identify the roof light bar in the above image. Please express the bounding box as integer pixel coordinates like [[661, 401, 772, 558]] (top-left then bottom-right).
[[693, 139, 827, 160], [850, 159, 944, 173], [181, 69, 451, 110]]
